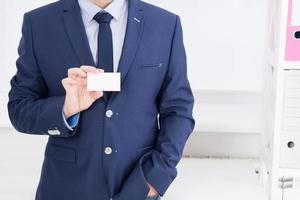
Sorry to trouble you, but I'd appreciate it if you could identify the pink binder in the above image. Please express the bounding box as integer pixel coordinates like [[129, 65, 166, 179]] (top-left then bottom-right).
[[285, 0, 300, 61]]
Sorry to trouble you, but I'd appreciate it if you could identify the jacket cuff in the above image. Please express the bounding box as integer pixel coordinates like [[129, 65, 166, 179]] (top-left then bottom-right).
[[142, 151, 177, 196], [113, 151, 152, 200], [35, 96, 78, 137]]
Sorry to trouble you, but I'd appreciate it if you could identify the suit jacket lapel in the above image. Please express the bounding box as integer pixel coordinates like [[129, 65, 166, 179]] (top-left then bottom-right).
[[62, 0, 95, 67], [109, 0, 145, 102], [62, 0, 110, 102]]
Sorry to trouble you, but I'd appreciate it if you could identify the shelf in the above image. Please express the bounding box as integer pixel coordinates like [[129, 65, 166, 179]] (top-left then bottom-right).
[[278, 168, 300, 177], [283, 61, 300, 69]]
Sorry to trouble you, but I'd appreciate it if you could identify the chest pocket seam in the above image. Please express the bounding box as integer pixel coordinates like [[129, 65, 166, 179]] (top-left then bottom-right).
[[136, 63, 163, 69]]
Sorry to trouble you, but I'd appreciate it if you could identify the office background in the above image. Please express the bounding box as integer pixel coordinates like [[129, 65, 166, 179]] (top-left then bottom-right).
[[0, 0, 267, 157], [0, 0, 270, 200]]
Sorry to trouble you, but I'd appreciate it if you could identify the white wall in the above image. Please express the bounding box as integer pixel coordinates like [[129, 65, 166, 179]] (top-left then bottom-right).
[[0, 0, 268, 158], [1, 0, 268, 92], [0, 0, 54, 127], [146, 0, 267, 92]]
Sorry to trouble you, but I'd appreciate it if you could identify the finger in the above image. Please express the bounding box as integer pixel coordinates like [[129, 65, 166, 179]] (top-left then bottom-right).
[[98, 68, 104, 73], [68, 68, 86, 78], [79, 77, 87, 87], [61, 77, 77, 88], [80, 65, 100, 74], [74, 75, 87, 86]]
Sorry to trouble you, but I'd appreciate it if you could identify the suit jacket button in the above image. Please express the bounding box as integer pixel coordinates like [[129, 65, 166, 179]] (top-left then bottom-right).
[[104, 147, 112, 155], [106, 110, 113, 118], [48, 129, 60, 135]]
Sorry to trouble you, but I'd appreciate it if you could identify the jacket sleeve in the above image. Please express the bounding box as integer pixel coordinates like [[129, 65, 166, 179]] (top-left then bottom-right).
[[114, 16, 195, 200], [142, 15, 195, 196], [7, 13, 77, 137]]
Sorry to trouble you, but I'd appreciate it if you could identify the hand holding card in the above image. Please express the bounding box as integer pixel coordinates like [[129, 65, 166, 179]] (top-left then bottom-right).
[[87, 72, 121, 92]]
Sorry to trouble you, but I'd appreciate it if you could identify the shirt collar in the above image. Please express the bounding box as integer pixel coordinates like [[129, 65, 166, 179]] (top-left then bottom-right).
[[78, 0, 125, 23]]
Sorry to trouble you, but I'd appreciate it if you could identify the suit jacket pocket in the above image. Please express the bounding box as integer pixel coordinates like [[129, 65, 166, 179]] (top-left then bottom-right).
[[45, 143, 76, 163], [136, 63, 163, 69], [136, 145, 155, 159]]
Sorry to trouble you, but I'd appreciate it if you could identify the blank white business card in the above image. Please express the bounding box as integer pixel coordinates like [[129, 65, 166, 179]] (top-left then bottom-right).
[[87, 72, 121, 92]]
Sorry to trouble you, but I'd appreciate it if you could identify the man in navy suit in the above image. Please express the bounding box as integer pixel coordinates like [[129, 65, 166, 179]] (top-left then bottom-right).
[[7, 0, 195, 199]]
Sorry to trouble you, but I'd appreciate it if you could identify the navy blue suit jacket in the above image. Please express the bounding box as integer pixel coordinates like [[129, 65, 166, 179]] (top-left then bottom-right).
[[8, 0, 195, 199]]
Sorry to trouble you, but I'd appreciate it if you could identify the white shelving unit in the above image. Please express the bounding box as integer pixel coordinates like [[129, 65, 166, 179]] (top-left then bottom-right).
[[261, 0, 300, 199]]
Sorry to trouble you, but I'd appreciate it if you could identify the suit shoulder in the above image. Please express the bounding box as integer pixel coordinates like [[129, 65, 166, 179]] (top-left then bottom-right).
[[139, 1, 178, 21], [25, 0, 63, 19]]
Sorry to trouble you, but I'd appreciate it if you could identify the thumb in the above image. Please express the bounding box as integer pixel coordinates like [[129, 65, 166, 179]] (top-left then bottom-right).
[[90, 91, 103, 100]]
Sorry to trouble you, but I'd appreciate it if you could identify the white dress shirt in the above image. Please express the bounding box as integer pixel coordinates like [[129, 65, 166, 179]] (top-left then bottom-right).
[[63, 0, 128, 130], [78, 0, 128, 71]]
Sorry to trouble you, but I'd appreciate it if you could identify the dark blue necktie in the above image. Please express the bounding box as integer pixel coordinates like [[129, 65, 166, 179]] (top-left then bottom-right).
[[94, 12, 113, 73]]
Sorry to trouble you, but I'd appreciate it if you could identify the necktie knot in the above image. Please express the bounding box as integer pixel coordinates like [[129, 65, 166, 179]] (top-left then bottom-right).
[[94, 12, 113, 24]]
